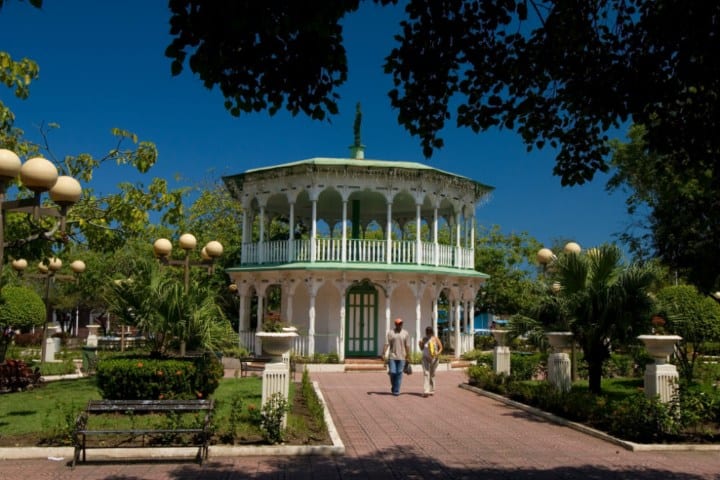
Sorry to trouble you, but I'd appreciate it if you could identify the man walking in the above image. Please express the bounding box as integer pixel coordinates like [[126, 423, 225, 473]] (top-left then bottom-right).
[[384, 318, 410, 396]]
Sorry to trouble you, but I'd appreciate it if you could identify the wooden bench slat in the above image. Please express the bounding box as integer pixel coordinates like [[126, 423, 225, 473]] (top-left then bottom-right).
[[73, 399, 214, 468]]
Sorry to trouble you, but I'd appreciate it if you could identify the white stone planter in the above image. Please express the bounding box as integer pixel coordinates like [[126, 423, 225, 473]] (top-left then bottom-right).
[[256, 331, 298, 359], [546, 331, 573, 352], [638, 335, 682, 363], [638, 334, 682, 403], [491, 329, 510, 347]]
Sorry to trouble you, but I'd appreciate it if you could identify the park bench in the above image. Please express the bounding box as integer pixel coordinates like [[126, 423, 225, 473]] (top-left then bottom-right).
[[72, 398, 214, 468]]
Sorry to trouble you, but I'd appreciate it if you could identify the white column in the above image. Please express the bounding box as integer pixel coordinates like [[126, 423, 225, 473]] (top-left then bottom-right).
[[470, 215, 475, 251], [465, 300, 475, 335], [339, 294, 347, 362], [288, 202, 295, 262], [259, 206, 266, 264], [342, 200, 348, 263], [416, 203, 422, 265], [455, 213, 461, 267], [311, 199, 317, 262], [308, 292, 316, 356], [432, 298, 438, 337], [255, 294, 265, 354], [238, 292, 247, 347], [415, 294, 422, 354], [386, 201, 392, 264], [454, 300, 462, 358], [433, 206, 439, 266], [240, 210, 248, 263], [286, 291, 294, 326]]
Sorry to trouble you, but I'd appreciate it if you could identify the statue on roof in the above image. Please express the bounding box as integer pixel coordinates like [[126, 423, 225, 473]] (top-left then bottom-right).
[[350, 102, 365, 159]]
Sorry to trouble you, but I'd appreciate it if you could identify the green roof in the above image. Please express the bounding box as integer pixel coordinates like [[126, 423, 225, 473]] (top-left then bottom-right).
[[224, 157, 494, 195]]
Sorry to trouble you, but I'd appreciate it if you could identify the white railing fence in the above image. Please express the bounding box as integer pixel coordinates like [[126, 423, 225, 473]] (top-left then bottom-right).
[[241, 238, 474, 270]]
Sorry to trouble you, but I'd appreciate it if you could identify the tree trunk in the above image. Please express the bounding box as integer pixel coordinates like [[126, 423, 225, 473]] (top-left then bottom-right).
[[587, 359, 603, 395]]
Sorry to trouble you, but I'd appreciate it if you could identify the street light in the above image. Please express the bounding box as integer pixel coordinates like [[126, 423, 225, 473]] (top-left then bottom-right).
[[537, 242, 582, 381], [152, 233, 223, 355], [0, 149, 82, 274], [12, 256, 86, 363]]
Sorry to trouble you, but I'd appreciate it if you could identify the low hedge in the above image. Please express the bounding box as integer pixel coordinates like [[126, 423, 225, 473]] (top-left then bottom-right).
[[96, 353, 223, 400]]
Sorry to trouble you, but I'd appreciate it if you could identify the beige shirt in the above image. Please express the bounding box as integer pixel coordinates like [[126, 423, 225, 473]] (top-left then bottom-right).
[[386, 328, 409, 360]]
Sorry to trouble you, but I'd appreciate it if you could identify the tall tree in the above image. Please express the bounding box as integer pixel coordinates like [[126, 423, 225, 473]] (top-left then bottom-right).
[[607, 124, 720, 291], [553, 244, 656, 394], [654, 285, 720, 384], [166, 1, 720, 186], [474, 225, 542, 316]]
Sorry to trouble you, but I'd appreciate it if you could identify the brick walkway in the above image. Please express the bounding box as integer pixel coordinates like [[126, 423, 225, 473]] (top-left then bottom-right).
[[1, 369, 719, 479]]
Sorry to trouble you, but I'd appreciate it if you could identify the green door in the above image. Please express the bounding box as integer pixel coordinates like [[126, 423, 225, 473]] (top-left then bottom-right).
[[345, 283, 378, 357]]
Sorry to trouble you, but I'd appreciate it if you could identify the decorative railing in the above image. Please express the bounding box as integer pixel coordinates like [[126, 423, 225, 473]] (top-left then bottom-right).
[[240, 238, 475, 270]]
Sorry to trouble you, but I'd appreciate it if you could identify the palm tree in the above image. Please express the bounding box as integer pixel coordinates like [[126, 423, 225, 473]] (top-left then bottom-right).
[[106, 257, 235, 356], [553, 244, 656, 394]]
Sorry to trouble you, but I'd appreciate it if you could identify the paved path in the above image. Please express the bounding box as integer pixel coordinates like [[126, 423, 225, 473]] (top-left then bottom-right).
[[2, 369, 720, 479]]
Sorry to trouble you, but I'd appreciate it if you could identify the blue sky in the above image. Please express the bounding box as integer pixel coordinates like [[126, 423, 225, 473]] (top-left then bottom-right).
[[0, 1, 634, 254]]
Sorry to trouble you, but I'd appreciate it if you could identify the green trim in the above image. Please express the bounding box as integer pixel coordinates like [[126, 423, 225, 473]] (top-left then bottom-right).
[[345, 281, 378, 357], [226, 262, 489, 278]]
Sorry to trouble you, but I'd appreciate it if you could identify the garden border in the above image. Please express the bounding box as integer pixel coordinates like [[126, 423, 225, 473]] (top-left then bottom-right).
[[0, 380, 344, 461], [460, 383, 720, 452]]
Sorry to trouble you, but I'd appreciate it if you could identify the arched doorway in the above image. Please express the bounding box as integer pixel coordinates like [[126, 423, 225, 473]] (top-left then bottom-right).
[[345, 280, 379, 357]]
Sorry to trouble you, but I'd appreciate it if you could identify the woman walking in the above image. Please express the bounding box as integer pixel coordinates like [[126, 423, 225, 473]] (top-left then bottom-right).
[[419, 326, 443, 397]]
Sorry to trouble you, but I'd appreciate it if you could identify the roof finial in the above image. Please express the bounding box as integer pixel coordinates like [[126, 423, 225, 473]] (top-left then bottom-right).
[[349, 102, 365, 159]]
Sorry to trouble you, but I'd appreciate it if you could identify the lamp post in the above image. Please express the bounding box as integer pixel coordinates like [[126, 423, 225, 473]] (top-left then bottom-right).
[[152, 233, 223, 355], [12, 257, 86, 363], [0, 150, 82, 274], [537, 242, 582, 385], [0, 149, 82, 363]]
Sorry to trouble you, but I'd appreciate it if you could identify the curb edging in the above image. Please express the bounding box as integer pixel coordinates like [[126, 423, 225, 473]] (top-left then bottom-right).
[[459, 383, 720, 452]]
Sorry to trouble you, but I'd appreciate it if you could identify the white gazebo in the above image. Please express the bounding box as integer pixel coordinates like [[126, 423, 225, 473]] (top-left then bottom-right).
[[223, 138, 493, 361]]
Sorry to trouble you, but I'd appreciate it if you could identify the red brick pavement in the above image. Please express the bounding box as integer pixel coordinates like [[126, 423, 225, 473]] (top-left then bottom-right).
[[1, 369, 719, 479]]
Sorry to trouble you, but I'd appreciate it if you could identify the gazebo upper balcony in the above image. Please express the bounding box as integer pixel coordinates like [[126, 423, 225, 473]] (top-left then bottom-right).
[[241, 237, 475, 270]]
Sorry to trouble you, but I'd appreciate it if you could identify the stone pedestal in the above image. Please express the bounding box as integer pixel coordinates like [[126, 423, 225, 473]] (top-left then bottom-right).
[[262, 362, 291, 428], [548, 352, 572, 392], [86, 325, 100, 348], [256, 329, 298, 429], [44, 325, 61, 362], [644, 363, 679, 403], [638, 334, 682, 403], [493, 346, 511, 375]]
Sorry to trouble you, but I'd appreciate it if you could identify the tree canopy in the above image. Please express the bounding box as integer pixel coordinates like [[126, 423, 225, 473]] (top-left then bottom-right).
[[166, 0, 720, 186], [608, 124, 720, 292]]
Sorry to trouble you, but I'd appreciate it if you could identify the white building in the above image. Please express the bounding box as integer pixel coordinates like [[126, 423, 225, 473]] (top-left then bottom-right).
[[223, 145, 492, 360]]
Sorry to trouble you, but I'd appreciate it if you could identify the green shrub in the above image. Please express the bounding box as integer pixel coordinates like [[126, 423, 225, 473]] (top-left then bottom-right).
[[474, 334, 495, 351], [301, 369, 325, 430], [260, 392, 289, 444], [96, 354, 223, 400], [0, 286, 45, 330], [37, 359, 77, 376], [603, 353, 637, 378], [510, 352, 545, 381], [702, 342, 720, 356], [467, 364, 512, 394], [605, 393, 681, 442]]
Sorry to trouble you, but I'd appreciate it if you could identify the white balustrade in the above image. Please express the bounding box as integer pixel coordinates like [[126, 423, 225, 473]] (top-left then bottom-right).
[[265, 240, 287, 264], [241, 238, 473, 270]]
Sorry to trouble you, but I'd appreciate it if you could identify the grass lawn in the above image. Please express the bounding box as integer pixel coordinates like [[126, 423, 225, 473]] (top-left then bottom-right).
[[0, 376, 329, 447]]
